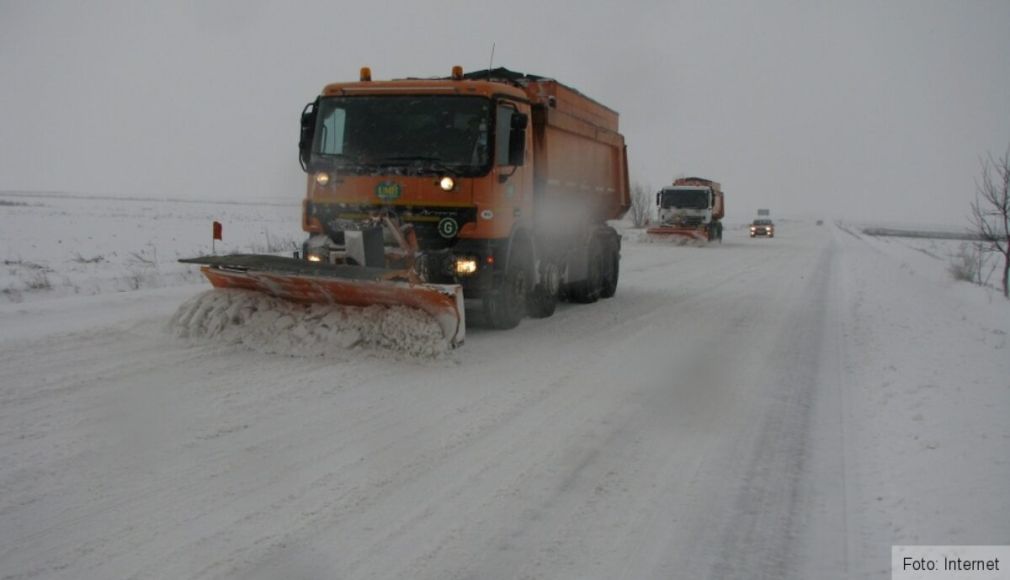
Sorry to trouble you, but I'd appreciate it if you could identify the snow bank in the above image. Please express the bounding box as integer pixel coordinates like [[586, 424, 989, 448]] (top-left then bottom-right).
[[170, 289, 448, 358]]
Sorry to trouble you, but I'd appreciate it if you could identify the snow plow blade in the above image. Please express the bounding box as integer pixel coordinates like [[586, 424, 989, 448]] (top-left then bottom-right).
[[179, 254, 465, 348], [645, 226, 709, 242]]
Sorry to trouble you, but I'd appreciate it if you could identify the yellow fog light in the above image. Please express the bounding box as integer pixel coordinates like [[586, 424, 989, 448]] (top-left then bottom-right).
[[454, 257, 478, 276], [315, 172, 330, 186], [439, 176, 455, 191]]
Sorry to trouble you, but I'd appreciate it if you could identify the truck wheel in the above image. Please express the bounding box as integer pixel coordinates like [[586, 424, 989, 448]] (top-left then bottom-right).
[[569, 238, 603, 304], [527, 286, 557, 318], [716, 223, 723, 243], [600, 244, 619, 299], [484, 242, 530, 329], [527, 258, 558, 318]]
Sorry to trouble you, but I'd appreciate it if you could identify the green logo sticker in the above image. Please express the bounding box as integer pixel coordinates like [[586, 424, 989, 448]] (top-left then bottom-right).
[[375, 181, 401, 202], [437, 217, 459, 238]]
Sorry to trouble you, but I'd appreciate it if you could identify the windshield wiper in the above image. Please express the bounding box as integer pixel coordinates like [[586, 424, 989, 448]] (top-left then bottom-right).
[[377, 156, 459, 176], [313, 152, 369, 173], [316, 152, 358, 162]]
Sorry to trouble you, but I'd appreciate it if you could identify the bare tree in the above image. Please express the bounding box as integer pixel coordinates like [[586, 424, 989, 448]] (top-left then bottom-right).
[[628, 182, 653, 228], [970, 145, 1010, 298]]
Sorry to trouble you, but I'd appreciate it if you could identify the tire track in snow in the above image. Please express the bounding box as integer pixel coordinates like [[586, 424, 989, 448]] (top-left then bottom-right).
[[701, 240, 838, 580]]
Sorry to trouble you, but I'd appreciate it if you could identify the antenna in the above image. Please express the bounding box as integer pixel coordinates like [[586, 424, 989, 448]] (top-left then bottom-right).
[[488, 42, 495, 77]]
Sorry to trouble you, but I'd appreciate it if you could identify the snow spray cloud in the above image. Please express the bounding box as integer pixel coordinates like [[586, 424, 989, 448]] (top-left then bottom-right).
[[170, 289, 449, 358]]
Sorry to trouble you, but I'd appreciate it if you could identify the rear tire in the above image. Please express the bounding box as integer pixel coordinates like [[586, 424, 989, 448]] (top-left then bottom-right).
[[527, 286, 557, 318], [600, 243, 619, 299], [569, 237, 603, 304]]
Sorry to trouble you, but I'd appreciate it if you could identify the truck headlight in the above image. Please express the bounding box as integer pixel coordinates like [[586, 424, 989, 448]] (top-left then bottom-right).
[[439, 176, 455, 191], [314, 172, 331, 186], [307, 254, 323, 262], [454, 257, 478, 275]]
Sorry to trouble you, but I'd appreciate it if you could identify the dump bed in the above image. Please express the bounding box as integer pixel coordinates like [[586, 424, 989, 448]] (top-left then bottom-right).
[[454, 69, 630, 223], [523, 79, 630, 223]]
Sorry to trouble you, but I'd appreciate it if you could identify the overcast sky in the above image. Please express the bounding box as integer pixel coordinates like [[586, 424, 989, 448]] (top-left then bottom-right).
[[2, 0, 1008, 225]]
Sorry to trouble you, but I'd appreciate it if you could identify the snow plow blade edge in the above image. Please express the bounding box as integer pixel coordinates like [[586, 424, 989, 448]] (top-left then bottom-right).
[[645, 226, 710, 242], [179, 255, 465, 348]]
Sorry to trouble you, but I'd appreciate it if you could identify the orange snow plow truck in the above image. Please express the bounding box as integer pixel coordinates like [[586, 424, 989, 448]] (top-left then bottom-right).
[[646, 177, 725, 242], [181, 67, 630, 348]]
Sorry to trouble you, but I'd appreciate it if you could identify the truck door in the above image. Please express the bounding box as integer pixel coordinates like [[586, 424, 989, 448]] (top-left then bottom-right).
[[491, 102, 533, 236]]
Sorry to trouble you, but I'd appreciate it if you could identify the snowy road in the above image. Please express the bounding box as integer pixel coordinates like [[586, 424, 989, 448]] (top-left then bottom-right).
[[2, 222, 1008, 579]]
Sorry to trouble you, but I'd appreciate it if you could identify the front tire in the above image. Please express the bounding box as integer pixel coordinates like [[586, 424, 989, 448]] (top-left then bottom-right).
[[484, 240, 530, 329]]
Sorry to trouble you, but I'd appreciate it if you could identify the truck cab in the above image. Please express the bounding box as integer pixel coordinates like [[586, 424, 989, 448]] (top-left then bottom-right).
[[656, 186, 717, 228], [647, 176, 725, 242]]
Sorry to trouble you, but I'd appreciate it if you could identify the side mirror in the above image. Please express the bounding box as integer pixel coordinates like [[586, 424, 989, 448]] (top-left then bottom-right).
[[656, 192, 661, 206], [298, 99, 318, 171], [511, 113, 528, 130], [507, 113, 528, 166]]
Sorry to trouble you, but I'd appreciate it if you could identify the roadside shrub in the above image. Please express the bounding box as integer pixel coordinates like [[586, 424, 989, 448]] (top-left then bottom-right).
[[71, 252, 105, 264], [948, 243, 982, 284], [247, 230, 299, 254], [26, 270, 52, 290]]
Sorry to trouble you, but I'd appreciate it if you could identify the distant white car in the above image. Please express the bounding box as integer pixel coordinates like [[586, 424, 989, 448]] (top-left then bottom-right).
[[750, 219, 775, 238]]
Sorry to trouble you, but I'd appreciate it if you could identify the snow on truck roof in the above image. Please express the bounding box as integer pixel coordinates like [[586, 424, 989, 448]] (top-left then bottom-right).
[[455, 67, 620, 117], [346, 67, 621, 133], [671, 177, 722, 191]]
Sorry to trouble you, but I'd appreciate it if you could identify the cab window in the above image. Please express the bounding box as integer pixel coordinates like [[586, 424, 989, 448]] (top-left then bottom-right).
[[495, 105, 515, 166]]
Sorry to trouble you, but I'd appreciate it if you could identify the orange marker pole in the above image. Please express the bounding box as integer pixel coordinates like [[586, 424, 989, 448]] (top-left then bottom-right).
[[212, 221, 222, 254]]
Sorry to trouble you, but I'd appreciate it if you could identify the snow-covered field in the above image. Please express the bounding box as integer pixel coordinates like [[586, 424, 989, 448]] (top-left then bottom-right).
[[1, 195, 1008, 579], [0, 192, 302, 302]]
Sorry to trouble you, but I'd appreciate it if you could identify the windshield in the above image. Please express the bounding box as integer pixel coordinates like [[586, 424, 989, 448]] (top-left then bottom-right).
[[660, 189, 709, 209], [311, 95, 491, 176], [753, 219, 773, 226]]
